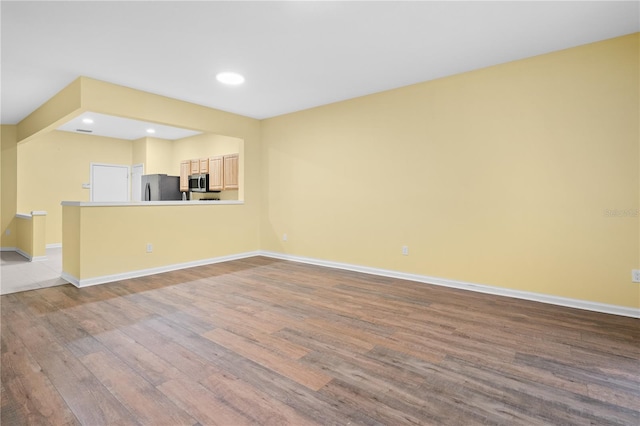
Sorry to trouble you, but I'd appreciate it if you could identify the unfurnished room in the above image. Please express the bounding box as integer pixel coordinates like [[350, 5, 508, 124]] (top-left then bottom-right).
[[1, 1, 638, 425]]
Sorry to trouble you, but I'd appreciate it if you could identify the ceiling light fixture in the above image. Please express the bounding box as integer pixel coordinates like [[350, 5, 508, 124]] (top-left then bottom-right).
[[146, 128, 156, 134], [216, 72, 245, 85], [82, 118, 94, 124]]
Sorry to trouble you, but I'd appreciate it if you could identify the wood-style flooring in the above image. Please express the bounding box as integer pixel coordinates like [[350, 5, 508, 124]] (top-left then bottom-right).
[[1, 256, 639, 425]]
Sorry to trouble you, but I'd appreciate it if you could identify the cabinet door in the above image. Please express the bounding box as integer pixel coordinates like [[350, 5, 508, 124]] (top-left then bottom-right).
[[179, 160, 190, 192], [199, 159, 209, 174], [223, 154, 239, 190], [208, 156, 224, 191], [190, 159, 200, 175]]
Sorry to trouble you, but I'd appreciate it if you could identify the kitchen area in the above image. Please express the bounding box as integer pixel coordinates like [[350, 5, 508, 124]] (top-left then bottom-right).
[[135, 129, 243, 203], [6, 77, 259, 292], [141, 153, 239, 202]]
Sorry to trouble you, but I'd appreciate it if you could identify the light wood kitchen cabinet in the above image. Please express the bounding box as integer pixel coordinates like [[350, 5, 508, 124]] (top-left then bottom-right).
[[190, 159, 200, 175], [179, 160, 190, 192], [199, 159, 209, 173], [223, 153, 239, 190], [208, 156, 224, 191]]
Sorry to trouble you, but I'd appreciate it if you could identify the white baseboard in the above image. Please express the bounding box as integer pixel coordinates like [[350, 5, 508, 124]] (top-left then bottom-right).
[[47, 243, 62, 249], [259, 251, 640, 319], [61, 272, 79, 286], [2, 248, 47, 262], [56, 248, 639, 319], [14, 248, 32, 261], [64, 251, 262, 288]]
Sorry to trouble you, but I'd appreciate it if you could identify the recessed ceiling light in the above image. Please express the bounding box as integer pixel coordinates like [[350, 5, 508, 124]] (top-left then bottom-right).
[[216, 72, 245, 85], [146, 128, 156, 134], [82, 118, 94, 124]]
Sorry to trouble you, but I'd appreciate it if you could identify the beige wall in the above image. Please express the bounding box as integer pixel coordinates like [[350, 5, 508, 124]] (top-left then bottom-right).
[[144, 137, 174, 175], [132, 137, 147, 170], [15, 216, 32, 256], [260, 34, 639, 308], [1, 125, 18, 247], [17, 130, 133, 244]]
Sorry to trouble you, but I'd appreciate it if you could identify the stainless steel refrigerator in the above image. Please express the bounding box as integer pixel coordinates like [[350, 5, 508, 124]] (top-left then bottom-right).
[[141, 174, 182, 201]]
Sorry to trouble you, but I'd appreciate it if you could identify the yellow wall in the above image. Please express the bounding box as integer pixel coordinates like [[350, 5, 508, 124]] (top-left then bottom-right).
[[62, 205, 80, 278], [15, 213, 47, 259], [1, 125, 18, 248], [132, 137, 146, 169], [260, 34, 639, 308], [17, 130, 133, 244], [32, 214, 47, 258], [15, 216, 32, 257], [144, 137, 174, 175]]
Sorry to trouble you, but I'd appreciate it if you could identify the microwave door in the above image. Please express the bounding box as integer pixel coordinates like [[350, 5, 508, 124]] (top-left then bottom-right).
[[188, 176, 198, 192]]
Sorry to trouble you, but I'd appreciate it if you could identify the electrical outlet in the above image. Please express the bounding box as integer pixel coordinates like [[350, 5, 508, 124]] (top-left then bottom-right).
[[146, 243, 153, 253], [402, 245, 409, 256], [5, 229, 10, 236], [283, 233, 288, 242], [632, 269, 640, 283]]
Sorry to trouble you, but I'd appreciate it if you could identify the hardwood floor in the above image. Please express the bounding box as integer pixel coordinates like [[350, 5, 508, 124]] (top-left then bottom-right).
[[1, 256, 639, 425]]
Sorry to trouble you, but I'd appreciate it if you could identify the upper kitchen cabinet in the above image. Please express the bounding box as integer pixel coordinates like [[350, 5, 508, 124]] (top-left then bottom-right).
[[208, 156, 224, 191], [190, 159, 200, 175], [179, 160, 190, 192], [199, 158, 209, 174], [223, 154, 239, 190], [206, 153, 238, 191]]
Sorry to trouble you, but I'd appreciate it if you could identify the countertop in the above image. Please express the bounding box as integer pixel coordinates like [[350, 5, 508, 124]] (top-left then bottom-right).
[[61, 200, 244, 207]]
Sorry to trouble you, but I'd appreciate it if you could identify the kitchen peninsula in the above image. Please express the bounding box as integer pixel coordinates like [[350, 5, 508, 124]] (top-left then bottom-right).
[[61, 199, 254, 288]]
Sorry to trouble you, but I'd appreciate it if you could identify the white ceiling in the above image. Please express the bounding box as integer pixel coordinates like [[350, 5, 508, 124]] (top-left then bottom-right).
[[57, 112, 202, 140], [2, 1, 638, 125]]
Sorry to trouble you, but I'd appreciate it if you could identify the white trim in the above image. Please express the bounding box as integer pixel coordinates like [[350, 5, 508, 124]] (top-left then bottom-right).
[[64, 251, 261, 288], [47, 243, 62, 249], [14, 248, 32, 261], [61, 272, 79, 287], [61, 200, 244, 207], [56, 249, 639, 318], [259, 251, 640, 319], [1, 247, 46, 261], [31, 210, 47, 216], [15, 213, 32, 219], [90, 162, 131, 202], [131, 163, 144, 202]]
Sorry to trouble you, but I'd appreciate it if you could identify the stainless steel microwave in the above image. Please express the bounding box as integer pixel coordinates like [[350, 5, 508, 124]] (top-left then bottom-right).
[[188, 173, 209, 192]]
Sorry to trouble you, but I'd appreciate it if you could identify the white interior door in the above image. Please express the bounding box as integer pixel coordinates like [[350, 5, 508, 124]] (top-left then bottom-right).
[[91, 163, 130, 202], [131, 164, 144, 201]]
